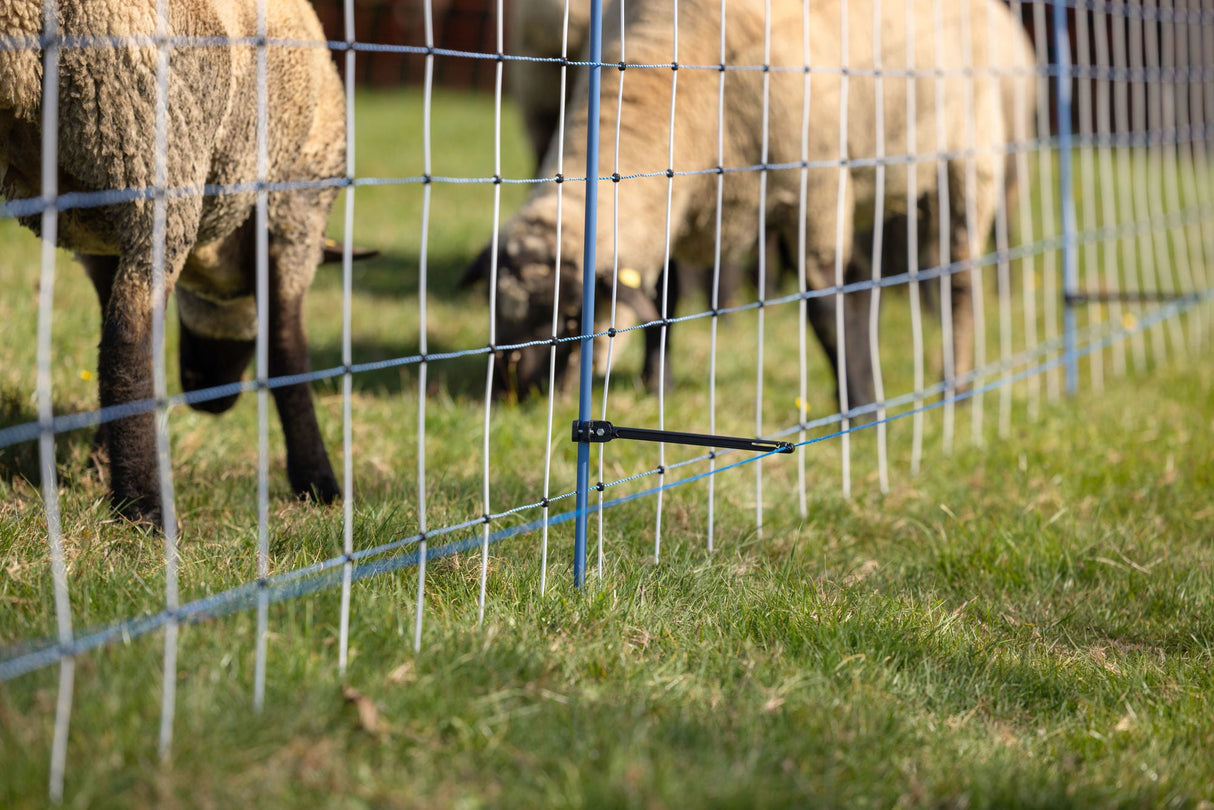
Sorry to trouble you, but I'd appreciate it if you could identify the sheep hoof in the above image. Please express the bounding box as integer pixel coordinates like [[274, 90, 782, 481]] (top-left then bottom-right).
[[295, 482, 341, 506], [113, 496, 163, 531], [291, 470, 341, 506]]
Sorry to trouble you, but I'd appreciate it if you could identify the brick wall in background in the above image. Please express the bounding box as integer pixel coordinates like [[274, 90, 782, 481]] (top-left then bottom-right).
[[313, 0, 507, 91]]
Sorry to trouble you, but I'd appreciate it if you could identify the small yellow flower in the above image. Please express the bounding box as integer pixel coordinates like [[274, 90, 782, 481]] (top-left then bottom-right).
[[1122, 312, 1138, 330], [795, 397, 810, 414], [80, 370, 93, 381]]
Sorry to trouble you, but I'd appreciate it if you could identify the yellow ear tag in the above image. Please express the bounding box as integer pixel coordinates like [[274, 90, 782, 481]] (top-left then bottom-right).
[[619, 268, 643, 289]]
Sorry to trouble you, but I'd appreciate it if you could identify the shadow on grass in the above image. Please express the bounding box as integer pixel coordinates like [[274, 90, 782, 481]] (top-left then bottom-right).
[[312, 247, 483, 302], [0, 386, 96, 488], [309, 336, 490, 400], [308, 248, 498, 399]]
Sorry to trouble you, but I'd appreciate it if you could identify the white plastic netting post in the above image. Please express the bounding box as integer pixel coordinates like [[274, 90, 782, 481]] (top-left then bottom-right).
[[750, 0, 773, 530], [708, 0, 729, 546], [1147, 0, 1188, 355], [152, 0, 180, 764], [834, 0, 853, 496], [794, 0, 811, 514], [542, 0, 578, 594], [598, 0, 628, 581], [869, 0, 889, 493], [36, 5, 74, 801], [1091, 5, 1127, 378], [651, 0, 682, 564], [1129, 4, 1166, 365], [985, 0, 1016, 439], [905, 0, 926, 475], [414, 0, 436, 646], [1172, 0, 1212, 347], [479, 0, 507, 626], [253, 0, 273, 708], [1110, 5, 1149, 370], [931, 0, 956, 455], [1186, 0, 1214, 337], [337, 0, 358, 678], [960, 0, 987, 446], [1156, 0, 1200, 352], [1074, 2, 1104, 392], [1032, 1, 1062, 401]]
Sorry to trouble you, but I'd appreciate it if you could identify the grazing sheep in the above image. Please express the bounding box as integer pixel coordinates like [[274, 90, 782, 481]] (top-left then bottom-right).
[[462, 235, 677, 389], [0, 0, 345, 527], [486, 0, 1035, 407], [500, 0, 742, 385]]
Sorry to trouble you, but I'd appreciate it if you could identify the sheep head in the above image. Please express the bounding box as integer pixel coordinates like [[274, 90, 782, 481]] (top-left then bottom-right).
[[489, 225, 587, 400]]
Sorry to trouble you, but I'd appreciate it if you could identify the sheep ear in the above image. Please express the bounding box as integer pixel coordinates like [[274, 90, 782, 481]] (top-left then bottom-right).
[[459, 242, 500, 289], [321, 237, 379, 264]]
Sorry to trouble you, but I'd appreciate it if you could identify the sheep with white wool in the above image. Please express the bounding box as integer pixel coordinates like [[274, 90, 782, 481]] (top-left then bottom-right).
[[486, 0, 1036, 407], [501, 0, 741, 375], [1, 0, 345, 527]]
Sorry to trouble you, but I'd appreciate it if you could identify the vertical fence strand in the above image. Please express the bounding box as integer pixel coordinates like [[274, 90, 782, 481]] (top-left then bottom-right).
[[152, 0, 180, 764], [1053, 0, 1078, 396], [253, 0, 273, 708], [415, 0, 435, 643], [870, 0, 889, 493], [36, 5, 74, 801], [337, 0, 356, 679]]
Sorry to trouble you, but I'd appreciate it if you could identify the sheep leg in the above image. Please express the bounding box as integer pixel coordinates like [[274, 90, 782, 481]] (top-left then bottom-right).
[[947, 271, 975, 393], [80, 254, 117, 481], [798, 176, 875, 415], [804, 263, 877, 417], [715, 259, 745, 310], [842, 277, 878, 416], [642, 260, 680, 392], [945, 158, 1000, 393], [83, 252, 183, 527], [267, 250, 340, 505], [914, 197, 942, 316]]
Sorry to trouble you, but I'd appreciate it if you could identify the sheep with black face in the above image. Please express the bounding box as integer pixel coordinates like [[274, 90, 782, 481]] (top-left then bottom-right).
[[483, 0, 1035, 408], [0, 0, 345, 527]]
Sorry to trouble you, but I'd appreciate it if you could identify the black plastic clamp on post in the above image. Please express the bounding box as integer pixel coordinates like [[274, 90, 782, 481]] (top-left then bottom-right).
[[572, 420, 795, 454]]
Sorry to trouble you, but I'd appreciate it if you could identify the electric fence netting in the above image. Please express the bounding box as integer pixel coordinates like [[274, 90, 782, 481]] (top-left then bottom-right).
[[0, 0, 1211, 801]]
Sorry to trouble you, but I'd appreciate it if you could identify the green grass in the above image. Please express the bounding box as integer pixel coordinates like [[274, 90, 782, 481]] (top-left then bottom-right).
[[1, 87, 1213, 807]]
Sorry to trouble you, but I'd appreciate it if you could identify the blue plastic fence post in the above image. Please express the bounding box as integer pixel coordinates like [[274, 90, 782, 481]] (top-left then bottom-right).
[[1054, 0, 1079, 395], [574, 0, 605, 588]]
